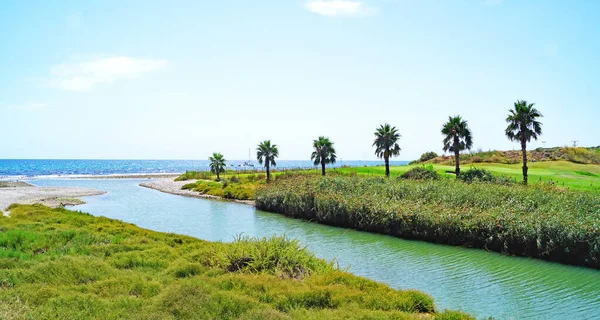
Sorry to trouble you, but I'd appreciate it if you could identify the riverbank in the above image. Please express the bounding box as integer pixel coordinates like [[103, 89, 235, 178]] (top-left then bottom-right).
[[140, 178, 255, 206], [255, 175, 600, 269], [0, 204, 471, 319], [0, 183, 105, 214]]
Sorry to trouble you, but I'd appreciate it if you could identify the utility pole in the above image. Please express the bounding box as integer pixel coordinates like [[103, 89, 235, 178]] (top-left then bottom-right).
[[542, 141, 547, 148]]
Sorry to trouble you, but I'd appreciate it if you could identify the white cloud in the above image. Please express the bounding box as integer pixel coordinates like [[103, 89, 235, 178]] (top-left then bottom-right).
[[48, 56, 167, 91], [305, 0, 375, 17]]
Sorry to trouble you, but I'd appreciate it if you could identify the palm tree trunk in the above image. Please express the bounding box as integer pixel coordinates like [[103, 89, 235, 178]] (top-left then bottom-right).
[[454, 149, 460, 178], [217, 170, 220, 181], [321, 161, 326, 176], [266, 162, 271, 182], [385, 153, 390, 177], [521, 139, 528, 185], [453, 136, 460, 178]]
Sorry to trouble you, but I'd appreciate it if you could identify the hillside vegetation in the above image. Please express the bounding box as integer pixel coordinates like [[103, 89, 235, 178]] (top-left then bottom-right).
[[256, 175, 600, 269], [414, 147, 600, 166], [0, 204, 471, 320]]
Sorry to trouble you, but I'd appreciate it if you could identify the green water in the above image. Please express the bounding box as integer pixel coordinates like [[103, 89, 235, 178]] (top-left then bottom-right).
[[31, 179, 600, 319]]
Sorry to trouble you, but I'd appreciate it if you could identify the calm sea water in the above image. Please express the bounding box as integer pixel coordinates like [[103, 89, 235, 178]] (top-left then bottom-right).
[[0, 159, 408, 179], [28, 179, 600, 320]]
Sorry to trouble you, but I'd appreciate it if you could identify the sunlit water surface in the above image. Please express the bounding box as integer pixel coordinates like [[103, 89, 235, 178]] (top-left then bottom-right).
[[30, 179, 600, 320]]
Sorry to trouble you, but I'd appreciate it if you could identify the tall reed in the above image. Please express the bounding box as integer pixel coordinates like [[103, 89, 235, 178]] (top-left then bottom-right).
[[256, 175, 600, 268]]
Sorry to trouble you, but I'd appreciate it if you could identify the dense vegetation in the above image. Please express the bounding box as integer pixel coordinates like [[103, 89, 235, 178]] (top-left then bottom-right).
[[255, 175, 600, 269], [182, 177, 255, 200], [414, 147, 600, 166], [0, 204, 471, 320], [409, 152, 438, 165], [400, 166, 440, 180]]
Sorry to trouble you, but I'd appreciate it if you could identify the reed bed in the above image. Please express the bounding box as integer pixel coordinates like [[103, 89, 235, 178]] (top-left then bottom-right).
[[255, 176, 600, 268]]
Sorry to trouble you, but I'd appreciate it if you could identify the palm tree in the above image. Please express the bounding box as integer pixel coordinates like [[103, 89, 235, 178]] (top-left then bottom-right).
[[256, 140, 279, 182], [441, 116, 473, 177], [373, 123, 401, 177], [505, 100, 543, 185], [311, 136, 337, 176], [208, 152, 226, 181]]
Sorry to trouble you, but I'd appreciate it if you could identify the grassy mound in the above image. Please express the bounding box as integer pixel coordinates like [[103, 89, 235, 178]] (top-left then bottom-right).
[[0, 204, 471, 319], [413, 147, 600, 166], [256, 175, 600, 269], [182, 180, 255, 200]]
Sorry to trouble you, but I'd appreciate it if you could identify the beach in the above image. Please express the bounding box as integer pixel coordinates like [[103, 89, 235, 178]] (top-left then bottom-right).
[[0, 181, 105, 214], [140, 178, 255, 206]]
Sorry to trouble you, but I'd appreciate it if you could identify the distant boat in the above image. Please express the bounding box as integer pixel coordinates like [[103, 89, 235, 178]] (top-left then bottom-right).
[[243, 148, 255, 167]]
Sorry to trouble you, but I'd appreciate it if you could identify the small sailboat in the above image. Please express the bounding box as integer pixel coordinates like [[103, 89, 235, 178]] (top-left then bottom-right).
[[243, 148, 255, 167]]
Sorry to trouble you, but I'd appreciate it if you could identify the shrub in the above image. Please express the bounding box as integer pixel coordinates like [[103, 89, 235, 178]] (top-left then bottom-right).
[[561, 147, 600, 165], [175, 171, 212, 181], [181, 183, 196, 190], [400, 166, 440, 180], [470, 156, 482, 163], [410, 152, 439, 164], [457, 168, 495, 183]]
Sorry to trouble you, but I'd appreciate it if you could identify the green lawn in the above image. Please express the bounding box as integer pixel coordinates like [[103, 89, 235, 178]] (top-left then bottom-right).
[[337, 161, 600, 192]]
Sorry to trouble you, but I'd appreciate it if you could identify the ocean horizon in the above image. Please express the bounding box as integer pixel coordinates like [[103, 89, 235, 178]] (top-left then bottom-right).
[[0, 159, 410, 180]]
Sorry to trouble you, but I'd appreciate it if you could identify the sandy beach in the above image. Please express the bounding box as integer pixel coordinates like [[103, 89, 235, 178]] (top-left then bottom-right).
[[0, 173, 182, 181], [140, 178, 255, 206], [0, 182, 105, 214]]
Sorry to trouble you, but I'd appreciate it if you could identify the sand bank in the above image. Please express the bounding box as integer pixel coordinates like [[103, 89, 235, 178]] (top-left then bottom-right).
[[0, 185, 106, 215], [140, 179, 255, 206]]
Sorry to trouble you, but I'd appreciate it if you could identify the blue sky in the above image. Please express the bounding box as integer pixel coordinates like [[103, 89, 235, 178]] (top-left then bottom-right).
[[1, 0, 598, 160]]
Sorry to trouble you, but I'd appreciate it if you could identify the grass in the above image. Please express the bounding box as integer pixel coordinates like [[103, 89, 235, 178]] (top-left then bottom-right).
[[255, 175, 600, 269], [337, 161, 600, 192], [176, 170, 321, 201], [0, 204, 472, 319]]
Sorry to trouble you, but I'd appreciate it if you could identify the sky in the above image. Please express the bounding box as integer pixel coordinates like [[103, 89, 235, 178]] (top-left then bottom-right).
[[1, 0, 599, 161]]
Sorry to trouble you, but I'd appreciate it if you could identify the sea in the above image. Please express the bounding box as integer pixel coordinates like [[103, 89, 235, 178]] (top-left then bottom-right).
[[0, 159, 409, 180]]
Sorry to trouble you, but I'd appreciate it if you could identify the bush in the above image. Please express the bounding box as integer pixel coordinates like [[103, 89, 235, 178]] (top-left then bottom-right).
[[181, 183, 196, 190], [410, 152, 439, 164], [562, 147, 600, 165], [457, 168, 495, 183], [175, 171, 213, 181], [400, 166, 440, 180]]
